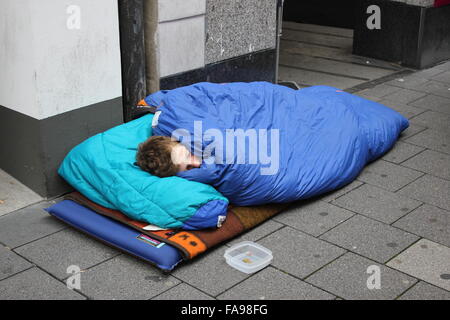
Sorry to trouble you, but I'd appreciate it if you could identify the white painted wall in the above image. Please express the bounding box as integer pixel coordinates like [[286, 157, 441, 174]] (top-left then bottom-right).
[[158, 0, 206, 22], [0, 0, 122, 120], [157, 0, 206, 77]]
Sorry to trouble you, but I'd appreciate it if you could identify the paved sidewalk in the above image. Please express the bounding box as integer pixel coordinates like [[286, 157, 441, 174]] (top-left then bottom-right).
[[1, 61, 450, 300]]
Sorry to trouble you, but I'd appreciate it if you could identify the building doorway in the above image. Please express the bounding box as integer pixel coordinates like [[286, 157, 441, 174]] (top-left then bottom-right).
[[277, 0, 405, 91]]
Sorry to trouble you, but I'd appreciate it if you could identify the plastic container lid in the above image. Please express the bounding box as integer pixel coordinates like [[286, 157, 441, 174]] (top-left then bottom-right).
[[224, 241, 273, 274]]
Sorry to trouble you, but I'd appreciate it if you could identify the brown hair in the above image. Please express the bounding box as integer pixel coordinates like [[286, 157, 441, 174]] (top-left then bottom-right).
[[136, 136, 179, 177]]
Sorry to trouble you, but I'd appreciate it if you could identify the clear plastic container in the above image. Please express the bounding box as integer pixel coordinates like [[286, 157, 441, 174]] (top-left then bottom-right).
[[224, 241, 273, 274]]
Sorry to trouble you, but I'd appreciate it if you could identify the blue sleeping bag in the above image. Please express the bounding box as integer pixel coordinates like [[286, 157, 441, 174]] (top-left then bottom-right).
[[143, 82, 408, 206]]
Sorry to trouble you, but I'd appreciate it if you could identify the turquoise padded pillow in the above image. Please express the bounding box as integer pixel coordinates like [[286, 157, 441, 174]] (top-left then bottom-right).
[[58, 114, 229, 230]]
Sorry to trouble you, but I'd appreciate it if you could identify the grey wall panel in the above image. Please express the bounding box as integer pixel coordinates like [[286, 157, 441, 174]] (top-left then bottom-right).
[[0, 106, 47, 195], [205, 0, 277, 64], [0, 98, 123, 198]]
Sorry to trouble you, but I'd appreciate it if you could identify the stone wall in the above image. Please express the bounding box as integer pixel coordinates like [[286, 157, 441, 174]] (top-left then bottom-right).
[[155, 0, 277, 79], [205, 0, 277, 64]]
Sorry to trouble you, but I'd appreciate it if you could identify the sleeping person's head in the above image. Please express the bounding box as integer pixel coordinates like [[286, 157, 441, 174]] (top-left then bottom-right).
[[136, 136, 201, 177]]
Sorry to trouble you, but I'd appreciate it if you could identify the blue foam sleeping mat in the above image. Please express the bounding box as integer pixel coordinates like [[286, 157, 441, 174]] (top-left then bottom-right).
[[46, 199, 183, 272]]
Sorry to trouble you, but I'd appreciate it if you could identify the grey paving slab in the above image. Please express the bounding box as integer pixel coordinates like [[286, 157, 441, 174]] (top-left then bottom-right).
[[227, 220, 283, 247], [432, 71, 450, 84], [430, 86, 450, 100], [0, 200, 66, 248], [306, 252, 417, 300], [402, 79, 448, 95], [280, 40, 398, 72], [381, 141, 425, 164], [398, 281, 450, 300], [318, 180, 364, 203], [283, 21, 354, 38], [357, 159, 423, 192], [410, 111, 450, 133], [217, 266, 335, 300], [436, 61, 450, 71], [378, 99, 427, 119], [282, 28, 352, 49], [385, 75, 430, 90], [382, 88, 427, 104], [399, 124, 427, 141], [14, 228, 119, 280], [78, 254, 180, 300], [278, 65, 364, 89], [412, 67, 446, 79], [353, 91, 382, 102], [258, 226, 346, 279], [393, 204, 450, 247], [273, 200, 354, 237], [280, 52, 392, 80], [332, 184, 422, 224], [402, 149, 450, 180], [320, 214, 419, 263], [405, 128, 450, 154], [387, 239, 450, 291], [409, 94, 450, 115], [355, 84, 402, 99], [0, 169, 43, 217], [397, 174, 450, 211], [0, 267, 85, 300], [0, 245, 33, 281], [153, 283, 214, 300], [172, 247, 250, 297]]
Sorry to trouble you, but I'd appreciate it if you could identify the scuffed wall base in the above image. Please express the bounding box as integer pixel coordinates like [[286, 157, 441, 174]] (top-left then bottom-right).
[[0, 97, 123, 198], [160, 48, 276, 91]]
